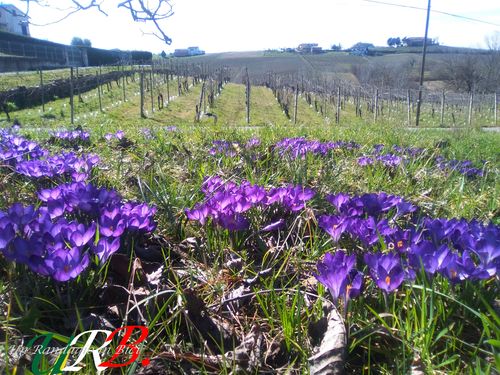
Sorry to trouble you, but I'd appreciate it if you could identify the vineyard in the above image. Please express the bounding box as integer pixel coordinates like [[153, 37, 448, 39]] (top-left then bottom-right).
[[0, 61, 499, 374]]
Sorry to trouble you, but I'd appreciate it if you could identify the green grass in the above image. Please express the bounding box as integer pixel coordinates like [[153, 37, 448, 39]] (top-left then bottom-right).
[[0, 77, 499, 374]]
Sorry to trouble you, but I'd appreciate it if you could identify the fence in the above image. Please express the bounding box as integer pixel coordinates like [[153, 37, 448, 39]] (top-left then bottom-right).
[[264, 72, 499, 128], [0, 62, 232, 123]]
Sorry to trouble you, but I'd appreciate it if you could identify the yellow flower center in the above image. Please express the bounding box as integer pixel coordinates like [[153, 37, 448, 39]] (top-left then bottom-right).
[[450, 270, 457, 279], [397, 240, 404, 248], [385, 276, 391, 285]]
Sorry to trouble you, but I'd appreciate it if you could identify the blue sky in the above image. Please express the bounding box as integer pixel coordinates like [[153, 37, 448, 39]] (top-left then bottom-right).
[[6, 0, 500, 53]]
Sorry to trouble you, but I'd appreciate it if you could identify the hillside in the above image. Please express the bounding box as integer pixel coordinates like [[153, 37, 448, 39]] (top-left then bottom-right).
[[174, 48, 495, 91]]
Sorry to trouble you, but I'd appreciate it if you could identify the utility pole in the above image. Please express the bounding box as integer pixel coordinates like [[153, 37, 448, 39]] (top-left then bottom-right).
[[415, 0, 431, 127]]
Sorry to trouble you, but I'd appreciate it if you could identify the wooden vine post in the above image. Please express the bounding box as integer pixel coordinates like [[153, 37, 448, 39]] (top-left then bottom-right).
[[494, 92, 497, 126], [293, 83, 299, 124], [407, 89, 411, 126], [97, 68, 103, 113], [69, 67, 74, 125], [122, 65, 126, 102], [140, 69, 146, 118], [468, 91, 474, 127], [196, 82, 206, 122], [39, 69, 45, 112], [76, 67, 83, 103], [149, 69, 154, 113], [440, 91, 445, 127], [245, 67, 251, 124], [336, 86, 341, 124], [166, 70, 170, 104]]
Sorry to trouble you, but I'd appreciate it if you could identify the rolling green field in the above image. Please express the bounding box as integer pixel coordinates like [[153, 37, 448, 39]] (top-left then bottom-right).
[[0, 70, 499, 374]]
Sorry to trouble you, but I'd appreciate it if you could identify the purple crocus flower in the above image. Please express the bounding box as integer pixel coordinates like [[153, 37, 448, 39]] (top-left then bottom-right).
[[99, 208, 126, 237], [376, 154, 402, 167], [386, 229, 413, 253], [347, 217, 395, 246], [364, 252, 405, 293], [314, 250, 356, 301], [122, 202, 157, 233], [8, 203, 37, 228], [341, 197, 365, 217], [266, 187, 288, 206], [392, 145, 403, 153], [186, 204, 210, 225], [243, 184, 266, 204], [474, 230, 500, 277], [360, 193, 392, 217], [245, 138, 261, 148], [45, 247, 90, 282], [92, 237, 121, 262], [217, 213, 249, 231], [440, 252, 463, 283], [28, 253, 54, 277], [284, 185, 315, 211], [69, 223, 96, 247], [358, 156, 374, 166], [345, 269, 364, 301], [409, 242, 455, 276], [326, 193, 350, 212], [395, 200, 418, 218], [38, 186, 63, 202], [318, 215, 349, 242], [261, 219, 285, 232], [233, 195, 252, 213], [2, 237, 28, 262], [0, 216, 15, 250]]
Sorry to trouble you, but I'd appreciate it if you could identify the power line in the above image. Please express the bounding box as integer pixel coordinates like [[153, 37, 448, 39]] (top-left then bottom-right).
[[359, 0, 500, 27]]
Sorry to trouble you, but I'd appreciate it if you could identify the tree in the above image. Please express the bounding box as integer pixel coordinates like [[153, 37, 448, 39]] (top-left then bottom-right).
[[160, 50, 167, 58], [71, 37, 91, 47], [14, 1, 174, 45], [71, 37, 84, 46], [331, 44, 342, 51], [437, 34, 500, 93], [440, 54, 483, 93], [482, 32, 500, 91], [350, 58, 415, 89], [387, 37, 401, 48]]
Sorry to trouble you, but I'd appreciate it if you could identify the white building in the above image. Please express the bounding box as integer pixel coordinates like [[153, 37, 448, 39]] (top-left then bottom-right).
[[187, 46, 205, 56], [0, 4, 30, 36]]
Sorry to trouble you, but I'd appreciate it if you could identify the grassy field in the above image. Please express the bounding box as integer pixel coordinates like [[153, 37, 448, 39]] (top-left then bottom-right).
[[0, 73, 499, 374]]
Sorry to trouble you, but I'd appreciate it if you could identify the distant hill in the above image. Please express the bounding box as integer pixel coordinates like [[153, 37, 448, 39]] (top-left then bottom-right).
[[178, 47, 495, 92]]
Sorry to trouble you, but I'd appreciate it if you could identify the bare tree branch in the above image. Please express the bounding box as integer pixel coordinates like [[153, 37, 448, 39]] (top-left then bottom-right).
[[118, 0, 173, 44], [70, 1, 109, 16], [14, 0, 174, 45]]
